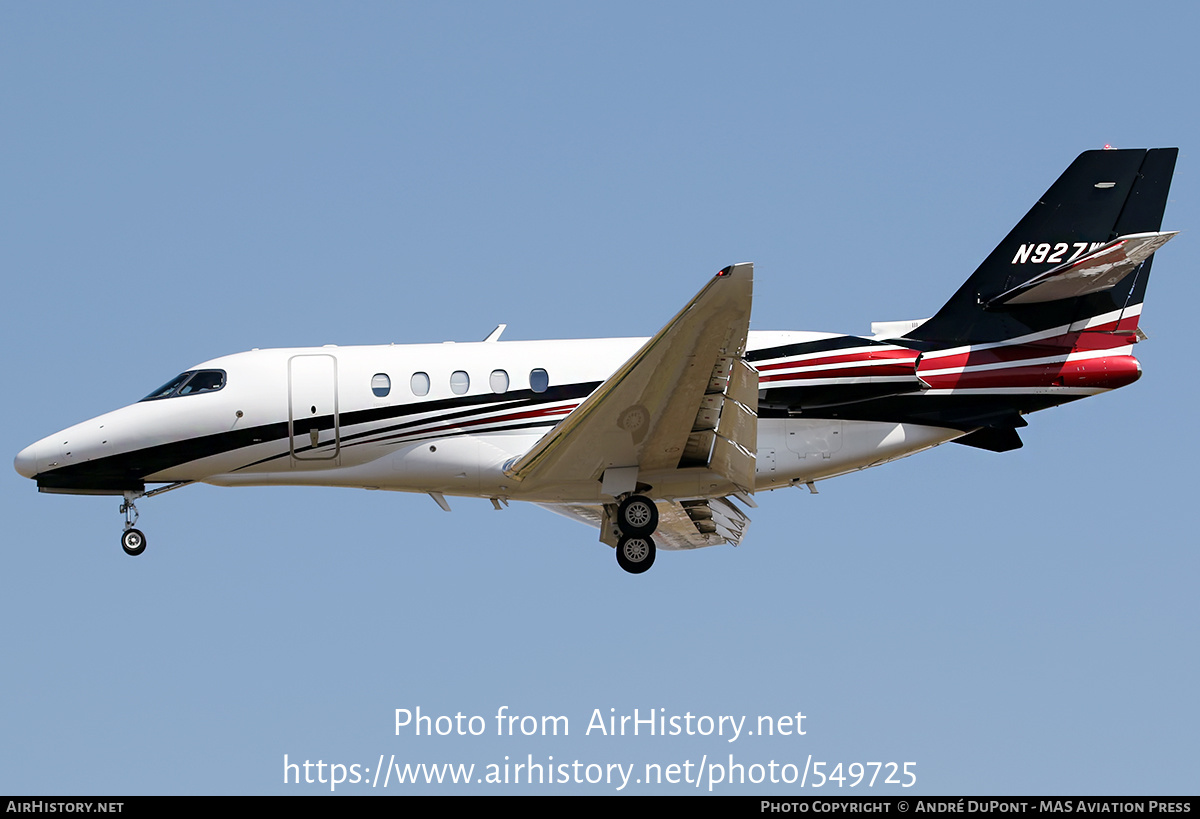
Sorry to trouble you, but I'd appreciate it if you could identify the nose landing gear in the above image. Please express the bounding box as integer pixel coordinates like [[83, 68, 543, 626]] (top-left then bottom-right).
[[113, 481, 191, 557], [119, 491, 147, 556]]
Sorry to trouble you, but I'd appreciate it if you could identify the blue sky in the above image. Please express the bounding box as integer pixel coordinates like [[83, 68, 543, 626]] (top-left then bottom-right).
[[2, 2, 1196, 795]]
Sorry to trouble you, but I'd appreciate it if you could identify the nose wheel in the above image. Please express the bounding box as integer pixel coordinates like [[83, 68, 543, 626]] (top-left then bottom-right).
[[121, 528, 147, 556]]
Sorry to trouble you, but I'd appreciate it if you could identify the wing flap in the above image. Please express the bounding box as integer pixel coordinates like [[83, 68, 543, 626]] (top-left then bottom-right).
[[539, 495, 751, 552], [713, 359, 758, 491]]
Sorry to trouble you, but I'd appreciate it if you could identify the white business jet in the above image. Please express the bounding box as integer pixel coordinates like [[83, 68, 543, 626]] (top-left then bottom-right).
[[14, 148, 1178, 573]]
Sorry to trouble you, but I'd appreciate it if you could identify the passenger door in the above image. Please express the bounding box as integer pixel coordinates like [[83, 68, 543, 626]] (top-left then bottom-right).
[[288, 354, 340, 461]]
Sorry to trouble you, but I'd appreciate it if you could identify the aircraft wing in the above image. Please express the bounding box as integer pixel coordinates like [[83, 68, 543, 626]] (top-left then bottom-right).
[[503, 263, 755, 497], [538, 496, 751, 551]]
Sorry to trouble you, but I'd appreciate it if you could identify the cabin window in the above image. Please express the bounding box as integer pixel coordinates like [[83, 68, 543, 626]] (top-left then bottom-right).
[[411, 372, 430, 396], [140, 370, 227, 401], [450, 370, 470, 395], [490, 369, 509, 394], [371, 373, 391, 397], [530, 368, 549, 393]]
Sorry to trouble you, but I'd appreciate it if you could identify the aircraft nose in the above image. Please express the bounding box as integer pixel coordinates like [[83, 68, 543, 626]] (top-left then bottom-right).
[[14, 442, 39, 479]]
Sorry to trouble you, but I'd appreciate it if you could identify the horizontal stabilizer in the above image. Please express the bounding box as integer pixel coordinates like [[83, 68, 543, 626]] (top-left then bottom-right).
[[989, 232, 1177, 307]]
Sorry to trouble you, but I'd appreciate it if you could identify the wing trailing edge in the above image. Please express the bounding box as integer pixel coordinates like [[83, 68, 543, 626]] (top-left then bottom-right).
[[539, 495, 751, 551]]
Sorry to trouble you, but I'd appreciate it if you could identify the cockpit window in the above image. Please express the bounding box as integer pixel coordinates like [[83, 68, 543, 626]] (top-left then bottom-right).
[[178, 370, 225, 395], [143, 373, 193, 401], [140, 370, 226, 401]]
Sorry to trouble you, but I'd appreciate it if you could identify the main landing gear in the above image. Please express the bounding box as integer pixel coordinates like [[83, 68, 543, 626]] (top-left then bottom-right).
[[614, 494, 658, 574], [119, 492, 146, 557]]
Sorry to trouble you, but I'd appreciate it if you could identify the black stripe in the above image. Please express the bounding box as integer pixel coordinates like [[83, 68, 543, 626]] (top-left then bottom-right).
[[759, 389, 1080, 430], [746, 334, 897, 363], [35, 381, 600, 491]]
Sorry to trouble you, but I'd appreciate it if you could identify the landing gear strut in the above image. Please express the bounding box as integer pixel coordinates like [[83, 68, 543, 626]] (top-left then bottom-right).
[[119, 491, 147, 557], [614, 493, 657, 574]]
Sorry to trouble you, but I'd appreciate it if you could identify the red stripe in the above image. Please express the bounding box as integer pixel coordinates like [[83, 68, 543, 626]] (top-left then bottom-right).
[[756, 348, 916, 372], [760, 362, 918, 383], [1111, 314, 1141, 334], [920, 356, 1140, 390], [921, 333, 1135, 371]]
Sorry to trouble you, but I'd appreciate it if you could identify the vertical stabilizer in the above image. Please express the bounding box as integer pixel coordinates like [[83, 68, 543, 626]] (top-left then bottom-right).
[[905, 148, 1177, 346]]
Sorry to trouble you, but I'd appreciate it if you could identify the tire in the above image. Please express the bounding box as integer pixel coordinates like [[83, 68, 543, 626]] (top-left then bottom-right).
[[121, 528, 147, 557], [616, 534, 656, 574], [617, 494, 658, 536]]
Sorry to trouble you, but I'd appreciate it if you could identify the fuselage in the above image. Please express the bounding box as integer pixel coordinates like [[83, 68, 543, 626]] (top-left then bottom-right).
[[14, 323, 1138, 506]]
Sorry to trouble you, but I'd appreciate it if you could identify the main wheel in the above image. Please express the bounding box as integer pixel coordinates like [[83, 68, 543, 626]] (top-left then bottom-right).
[[121, 528, 147, 557], [617, 494, 658, 536], [616, 534, 656, 574]]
